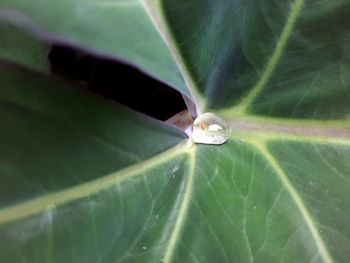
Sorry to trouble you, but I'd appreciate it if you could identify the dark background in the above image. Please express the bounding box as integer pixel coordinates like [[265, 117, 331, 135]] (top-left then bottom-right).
[[49, 45, 186, 121]]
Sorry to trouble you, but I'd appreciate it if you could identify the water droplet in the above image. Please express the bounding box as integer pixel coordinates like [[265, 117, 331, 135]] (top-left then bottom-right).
[[319, 227, 324, 233], [155, 214, 159, 220], [172, 174, 176, 179], [192, 113, 230, 145], [214, 168, 219, 175], [253, 206, 256, 210], [171, 166, 179, 173], [142, 245, 147, 250]]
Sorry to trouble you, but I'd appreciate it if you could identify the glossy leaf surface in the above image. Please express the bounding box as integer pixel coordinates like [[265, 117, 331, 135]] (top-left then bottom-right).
[[0, 23, 49, 72], [0, 0, 350, 262], [0, 0, 189, 96]]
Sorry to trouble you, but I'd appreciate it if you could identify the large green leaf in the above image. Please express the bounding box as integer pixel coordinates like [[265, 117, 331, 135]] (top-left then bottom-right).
[[0, 0, 189, 96], [173, 139, 349, 263], [160, 0, 350, 116], [0, 61, 189, 262], [0, 0, 350, 263], [0, 23, 49, 72]]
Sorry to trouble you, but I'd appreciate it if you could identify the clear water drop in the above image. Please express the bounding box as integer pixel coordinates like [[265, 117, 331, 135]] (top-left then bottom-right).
[[171, 166, 179, 173], [192, 113, 230, 145], [142, 245, 147, 250]]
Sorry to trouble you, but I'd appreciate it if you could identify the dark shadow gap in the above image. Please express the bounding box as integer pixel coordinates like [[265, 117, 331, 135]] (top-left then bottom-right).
[[49, 45, 186, 121]]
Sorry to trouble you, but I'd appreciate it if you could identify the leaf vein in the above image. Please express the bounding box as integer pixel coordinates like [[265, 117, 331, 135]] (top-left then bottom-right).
[[253, 141, 334, 263], [228, 0, 305, 114], [162, 149, 195, 263], [0, 141, 189, 225]]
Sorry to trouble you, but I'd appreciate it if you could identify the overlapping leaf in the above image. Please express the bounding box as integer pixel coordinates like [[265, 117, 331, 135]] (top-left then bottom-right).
[[0, 0, 189, 95], [0, 23, 49, 72]]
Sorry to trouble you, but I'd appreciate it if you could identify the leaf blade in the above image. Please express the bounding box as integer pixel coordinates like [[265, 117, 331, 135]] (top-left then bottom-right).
[[0, 0, 189, 96]]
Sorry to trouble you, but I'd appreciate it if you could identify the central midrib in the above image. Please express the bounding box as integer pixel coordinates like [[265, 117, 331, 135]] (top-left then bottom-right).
[[228, 117, 350, 141]]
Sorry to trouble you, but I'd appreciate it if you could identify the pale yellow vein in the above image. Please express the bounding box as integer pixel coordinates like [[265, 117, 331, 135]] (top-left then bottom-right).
[[141, 0, 206, 112], [162, 148, 196, 263], [0, 140, 190, 225], [225, 0, 305, 115], [253, 141, 334, 263]]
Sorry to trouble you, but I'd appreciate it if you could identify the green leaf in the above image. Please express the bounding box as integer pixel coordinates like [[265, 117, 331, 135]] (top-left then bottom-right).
[[177, 140, 350, 263], [0, 23, 49, 72], [0, 0, 189, 96], [161, 0, 350, 117], [1, 0, 350, 262], [0, 61, 190, 262]]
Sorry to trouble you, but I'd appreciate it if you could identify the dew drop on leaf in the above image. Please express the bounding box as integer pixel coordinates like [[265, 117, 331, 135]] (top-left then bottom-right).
[[192, 113, 230, 145]]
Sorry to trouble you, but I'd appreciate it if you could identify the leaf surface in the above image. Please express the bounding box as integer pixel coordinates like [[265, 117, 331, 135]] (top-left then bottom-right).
[[0, 23, 49, 72], [0, 0, 350, 262], [0, 0, 189, 96], [161, 0, 350, 116]]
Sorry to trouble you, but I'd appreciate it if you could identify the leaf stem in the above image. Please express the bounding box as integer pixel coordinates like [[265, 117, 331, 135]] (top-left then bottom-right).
[[226, 116, 350, 143]]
